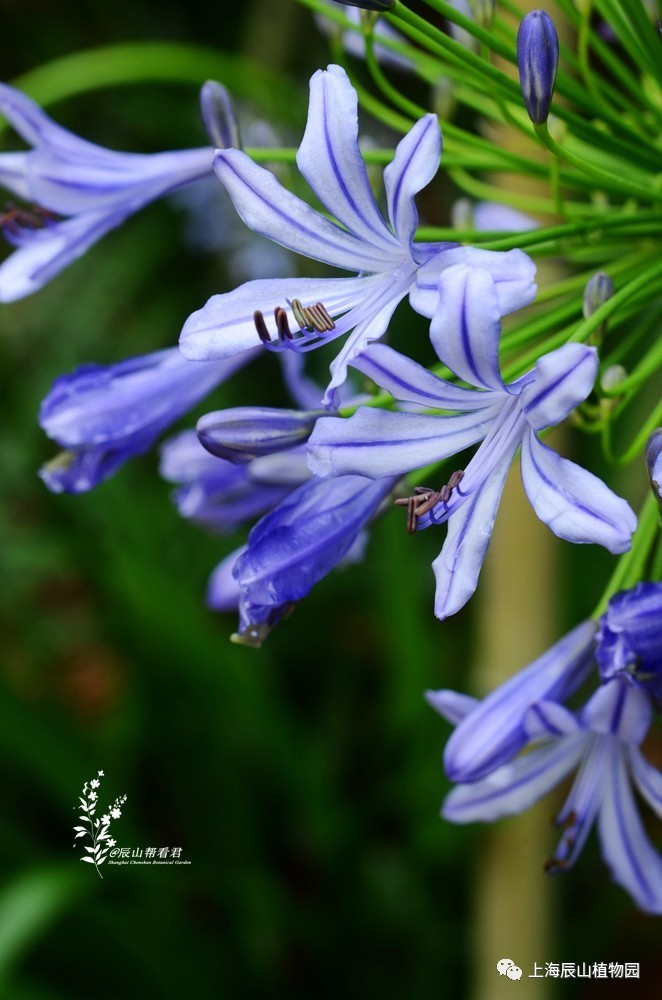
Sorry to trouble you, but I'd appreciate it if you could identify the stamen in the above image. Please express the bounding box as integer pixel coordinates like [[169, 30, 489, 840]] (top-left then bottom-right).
[[0, 201, 58, 233], [290, 298, 336, 334], [275, 307, 293, 341], [253, 310, 272, 344], [395, 470, 465, 533]]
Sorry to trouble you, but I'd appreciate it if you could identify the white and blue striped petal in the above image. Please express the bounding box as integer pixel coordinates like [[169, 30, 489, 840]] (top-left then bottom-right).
[[521, 431, 637, 553]]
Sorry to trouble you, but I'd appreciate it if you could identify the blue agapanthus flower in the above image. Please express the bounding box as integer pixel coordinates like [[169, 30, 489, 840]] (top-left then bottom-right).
[[161, 352, 397, 645], [229, 471, 396, 645], [427, 586, 662, 913], [159, 429, 305, 535], [179, 64, 536, 404], [308, 264, 636, 618], [39, 347, 255, 493], [0, 83, 213, 300], [596, 582, 662, 703], [434, 679, 662, 913], [163, 430, 396, 646]]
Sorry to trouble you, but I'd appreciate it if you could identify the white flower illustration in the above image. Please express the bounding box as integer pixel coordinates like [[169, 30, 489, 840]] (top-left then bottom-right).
[[73, 773, 126, 878]]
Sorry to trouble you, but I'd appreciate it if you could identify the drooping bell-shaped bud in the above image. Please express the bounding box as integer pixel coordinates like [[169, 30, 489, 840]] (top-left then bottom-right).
[[516, 10, 559, 125], [197, 406, 327, 464], [199, 80, 241, 150]]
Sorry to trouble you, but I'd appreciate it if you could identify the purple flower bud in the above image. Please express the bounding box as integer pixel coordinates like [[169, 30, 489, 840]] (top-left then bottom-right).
[[517, 10, 559, 125], [199, 81, 241, 150], [582, 271, 614, 320], [646, 429, 662, 503], [39, 348, 251, 493], [197, 407, 327, 464], [596, 582, 662, 703], [232, 474, 395, 646]]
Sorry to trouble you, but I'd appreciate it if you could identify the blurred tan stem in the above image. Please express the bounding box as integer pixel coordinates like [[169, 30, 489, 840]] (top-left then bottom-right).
[[469, 3, 569, 996]]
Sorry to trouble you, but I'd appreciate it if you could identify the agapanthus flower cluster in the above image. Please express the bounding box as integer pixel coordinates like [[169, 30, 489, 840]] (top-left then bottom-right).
[[4, 0, 662, 913], [427, 582, 662, 913]]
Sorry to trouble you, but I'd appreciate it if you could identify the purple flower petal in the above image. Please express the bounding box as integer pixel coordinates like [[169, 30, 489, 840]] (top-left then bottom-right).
[[233, 473, 394, 642], [411, 246, 536, 319], [521, 431, 637, 553], [432, 449, 512, 620], [430, 265, 506, 391], [518, 343, 598, 430], [425, 689, 479, 725], [179, 274, 377, 361], [443, 619, 595, 781], [307, 405, 499, 479], [351, 342, 503, 410], [297, 65, 398, 255], [383, 113, 441, 250], [629, 746, 662, 820], [598, 750, 662, 914], [580, 681, 652, 743], [213, 148, 400, 273], [442, 735, 585, 823], [207, 547, 244, 611]]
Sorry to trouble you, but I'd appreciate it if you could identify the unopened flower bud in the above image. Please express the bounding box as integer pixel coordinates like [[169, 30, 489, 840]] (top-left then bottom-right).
[[331, 0, 395, 11], [199, 81, 241, 150], [583, 271, 614, 320], [596, 582, 662, 700], [600, 364, 627, 393], [646, 429, 662, 503], [197, 407, 326, 464], [517, 10, 559, 125]]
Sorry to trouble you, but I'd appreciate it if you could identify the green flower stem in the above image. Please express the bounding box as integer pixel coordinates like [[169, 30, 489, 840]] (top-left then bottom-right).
[[389, 3, 523, 102], [364, 2, 659, 172], [442, 170, 560, 218], [558, 0, 662, 121], [416, 0, 662, 165], [333, 54, 414, 133], [533, 122, 662, 203], [601, 301, 662, 370], [609, 402, 662, 468], [364, 32, 429, 121], [592, 492, 661, 617], [362, 31, 567, 177], [418, 0, 516, 62], [597, 0, 662, 88], [472, 209, 662, 253], [602, 336, 662, 400], [508, 0, 662, 137], [295, 0, 444, 83], [653, 543, 662, 581]]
